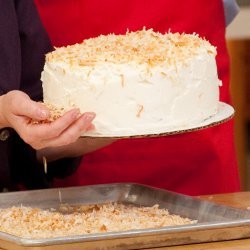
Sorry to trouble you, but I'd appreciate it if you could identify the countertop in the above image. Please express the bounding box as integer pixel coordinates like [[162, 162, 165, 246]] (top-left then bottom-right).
[[148, 192, 250, 250]]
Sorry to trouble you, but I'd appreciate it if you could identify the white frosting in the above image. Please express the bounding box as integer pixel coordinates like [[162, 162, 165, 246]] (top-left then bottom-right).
[[41, 30, 221, 136]]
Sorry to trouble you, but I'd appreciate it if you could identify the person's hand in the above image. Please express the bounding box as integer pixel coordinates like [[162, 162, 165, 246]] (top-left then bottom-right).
[[0, 90, 95, 149]]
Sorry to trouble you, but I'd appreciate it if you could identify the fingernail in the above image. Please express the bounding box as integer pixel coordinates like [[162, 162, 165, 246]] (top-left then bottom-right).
[[38, 109, 49, 119], [72, 109, 80, 119], [84, 112, 96, 122]]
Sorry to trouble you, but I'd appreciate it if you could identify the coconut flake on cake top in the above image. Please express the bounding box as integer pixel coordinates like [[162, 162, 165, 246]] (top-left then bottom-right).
[[46, 28, 216, 68]]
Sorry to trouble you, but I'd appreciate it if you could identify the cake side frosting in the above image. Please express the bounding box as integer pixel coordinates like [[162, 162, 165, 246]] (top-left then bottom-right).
[[42, 29, 221, 136]]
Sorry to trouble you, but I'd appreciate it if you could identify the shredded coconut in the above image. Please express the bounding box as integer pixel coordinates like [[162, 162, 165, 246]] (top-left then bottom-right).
[[46, 28, 216, 68], [29, 103, 64, 124], [0, 203, 197, 239]]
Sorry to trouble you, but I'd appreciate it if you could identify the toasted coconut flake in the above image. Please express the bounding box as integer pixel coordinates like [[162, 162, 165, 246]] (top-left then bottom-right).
[[120, 74, 125, 87], [46, 29, 216, 69], [29, 103, 65, 124], [43, 156, 47, 174], [0, 203, 197, 239], [58, 190, 62, 203], [136, 105, 144, 118]]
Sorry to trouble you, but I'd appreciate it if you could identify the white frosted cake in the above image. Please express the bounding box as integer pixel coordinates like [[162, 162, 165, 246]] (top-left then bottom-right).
[[41, 29, 221, 137]]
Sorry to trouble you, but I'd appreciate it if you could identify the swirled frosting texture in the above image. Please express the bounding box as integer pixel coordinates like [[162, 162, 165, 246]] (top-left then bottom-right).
[[42, 29, 221, 136]]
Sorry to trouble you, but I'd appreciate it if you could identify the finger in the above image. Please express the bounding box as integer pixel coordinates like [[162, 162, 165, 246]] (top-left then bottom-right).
[[42, 112, 95, 147], [26, 109, 82, 140], [65, 112, 96, 134], [11, 95, 49, 121], [86, 124, 95, 131], [17, 109, 82, 148]]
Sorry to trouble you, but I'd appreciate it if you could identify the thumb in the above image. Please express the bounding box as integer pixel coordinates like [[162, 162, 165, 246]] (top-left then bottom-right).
[[13, 93, 50, 121]]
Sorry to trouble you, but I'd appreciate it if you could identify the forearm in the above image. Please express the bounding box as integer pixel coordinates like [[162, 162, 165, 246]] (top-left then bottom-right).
[[0, 94, 10, 129], [36, 137, 115, 162]]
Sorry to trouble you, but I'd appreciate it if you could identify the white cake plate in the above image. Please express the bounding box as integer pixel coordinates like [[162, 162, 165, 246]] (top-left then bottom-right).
[[81, 102, 234, 139]]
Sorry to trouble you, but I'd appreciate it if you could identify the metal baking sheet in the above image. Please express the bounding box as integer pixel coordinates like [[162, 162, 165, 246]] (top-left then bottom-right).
[[0, 183, 250, 250]]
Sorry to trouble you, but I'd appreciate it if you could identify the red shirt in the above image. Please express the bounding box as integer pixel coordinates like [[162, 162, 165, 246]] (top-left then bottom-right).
[[35, 0, 240, 195]]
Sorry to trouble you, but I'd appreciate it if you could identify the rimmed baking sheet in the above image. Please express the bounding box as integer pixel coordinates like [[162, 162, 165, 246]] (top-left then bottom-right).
[[0, 183, 250, 250], [81, 102, 234, 139]]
